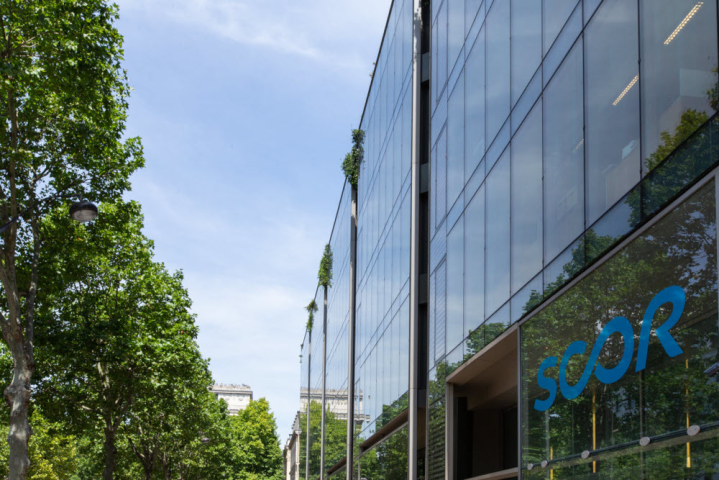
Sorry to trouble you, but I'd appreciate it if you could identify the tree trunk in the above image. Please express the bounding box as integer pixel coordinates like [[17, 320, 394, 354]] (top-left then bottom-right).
[[103, 425, 117, 480], [2, 307, 34, 480], [161, 454, 171, 480], [5, 350, 32, 480]]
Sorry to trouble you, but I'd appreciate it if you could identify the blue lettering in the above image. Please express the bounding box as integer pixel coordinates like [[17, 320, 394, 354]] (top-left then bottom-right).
[[533, 286, 685, 411], [635, 286, 685, 372], [534, 356, 558, 412]]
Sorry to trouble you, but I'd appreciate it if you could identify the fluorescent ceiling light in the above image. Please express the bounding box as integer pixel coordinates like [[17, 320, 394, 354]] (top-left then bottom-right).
[[613, 75, 639, 106], [664, 2, 703, 45]]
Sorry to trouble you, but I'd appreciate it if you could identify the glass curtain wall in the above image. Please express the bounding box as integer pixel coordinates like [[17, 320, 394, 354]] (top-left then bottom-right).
[[308, 287, 324, 479], [357, 425, 409, 480], [323, 185, 352, 475], [428, 1, 718, 477], [300, 332, 310, 480], [354, 0, 413, 465], [522, 179, 719, 478]]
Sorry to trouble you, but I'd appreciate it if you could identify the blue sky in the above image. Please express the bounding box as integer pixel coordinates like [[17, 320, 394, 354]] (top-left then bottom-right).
[[114, 0, 391, 441]]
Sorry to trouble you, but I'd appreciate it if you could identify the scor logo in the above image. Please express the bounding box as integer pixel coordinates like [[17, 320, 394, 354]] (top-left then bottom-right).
[[534, 286, 685, 412]]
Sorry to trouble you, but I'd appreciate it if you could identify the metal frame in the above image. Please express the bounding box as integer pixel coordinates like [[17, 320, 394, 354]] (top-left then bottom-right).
[[408, 0, 424, 478]]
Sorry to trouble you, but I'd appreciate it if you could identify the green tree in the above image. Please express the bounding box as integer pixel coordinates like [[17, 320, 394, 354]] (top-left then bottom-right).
[[32, 201, 195, 480], [299, 400, 346, 479], [231, 398, 283, 480], [0, 408, 77, 480], [127, 388, 239, 480], [0, 0, 143, 476]]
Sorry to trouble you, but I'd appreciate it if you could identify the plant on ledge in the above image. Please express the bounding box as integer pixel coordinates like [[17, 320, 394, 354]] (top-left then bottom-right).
[[318, 244, 333, 288], [341, 129, 366, 187], [305, 300, 318, 332]]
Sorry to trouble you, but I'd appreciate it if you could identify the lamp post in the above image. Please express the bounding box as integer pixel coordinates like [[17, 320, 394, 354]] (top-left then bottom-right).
[[0, 194, 98, 234]]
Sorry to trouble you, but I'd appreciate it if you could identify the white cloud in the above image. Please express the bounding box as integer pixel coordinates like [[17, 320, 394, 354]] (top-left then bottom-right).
[[116, 0, 391, 70]]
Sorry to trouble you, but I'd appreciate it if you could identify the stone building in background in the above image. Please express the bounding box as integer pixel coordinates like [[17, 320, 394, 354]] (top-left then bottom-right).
[[210, 383, 252, 416]]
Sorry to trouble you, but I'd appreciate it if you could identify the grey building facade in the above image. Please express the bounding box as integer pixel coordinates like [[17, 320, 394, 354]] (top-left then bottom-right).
[[292, 0, 719, 479]]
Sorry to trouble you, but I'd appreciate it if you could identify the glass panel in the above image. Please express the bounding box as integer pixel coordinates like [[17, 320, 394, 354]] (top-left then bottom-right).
[[446, 217, 465, 352], [584, 0, 602, 23], [465, 27, 486, 178], [521, 180, 718, 476], [485, 148, 510, 316], [466, 0, 483, 37], [542, 3, 582, 88], [585, 0, 640, 226], [449, 0, 465, 72], [486, 118, 510, 171], [543, 0, 578, 55], [511, 100, 543, 294], [437, 1, 449, 99], [359, 426, 409, 479], [484, 301, 509, 346], [511, 67, 542, 135], [640, 0, 718, 175], [448, 73, 466, 207], [510, 0, 542, 106], [544, 40, 584, 263], [465, 185, 485, 335], [486, 0, 510, 144], [511, 273, 543, 324]]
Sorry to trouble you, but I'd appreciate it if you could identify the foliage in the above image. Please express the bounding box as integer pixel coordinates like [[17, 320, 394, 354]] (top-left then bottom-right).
[[231, 398, 283, 480], [357, 426, 408, 480], [708, 68, 719, 111], [0, 406, 78, 480], [644, 109, 709, 172], [520, 180, 719, 477], [0, 0, 144, 474], [341, 129, 366, 187], [318, 244, 333, 288], [32, 201, 200, 479], [305, 300, 318, 333], [299, 401, 346, 479]]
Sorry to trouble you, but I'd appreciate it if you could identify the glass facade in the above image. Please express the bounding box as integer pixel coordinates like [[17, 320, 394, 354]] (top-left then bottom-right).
[[292, 0, 719, 479], [354, 0, 413, 460], [522, 180, 719, 477], [427, 0, 718, 473]]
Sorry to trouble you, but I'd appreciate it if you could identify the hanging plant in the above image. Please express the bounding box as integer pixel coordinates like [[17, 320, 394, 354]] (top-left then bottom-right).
[[341, 129, 366, 187], [305, 300, 318, 332], [318, 243, 333, 288]]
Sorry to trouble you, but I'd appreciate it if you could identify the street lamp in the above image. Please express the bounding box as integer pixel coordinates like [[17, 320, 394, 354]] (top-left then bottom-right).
[[69, 198, 99, 223], [0, 194, 98, 234]]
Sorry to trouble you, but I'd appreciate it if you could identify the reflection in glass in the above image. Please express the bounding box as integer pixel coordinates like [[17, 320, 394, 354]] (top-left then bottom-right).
[[544, 40, 584, 263], [585, 0, 640, 226], [511, 100, 543, 294], [447, 218, 465, 353], [465, 0, 483, 37], [486, 0, 510, 144], [543, 0, 578, 55], [449, 0, 465, 71], [465, 28, 486, 179], [437, 1, 449, 100], [359, 426, 409, 480], [640, 0, 718, 175], [485, 148, 510, 316], [510, 0, 541, 106], [521, 180, 718, 476], [448, 74, 466, 207], [511, 273, 542, 324], [465, 185, 485, 335]]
